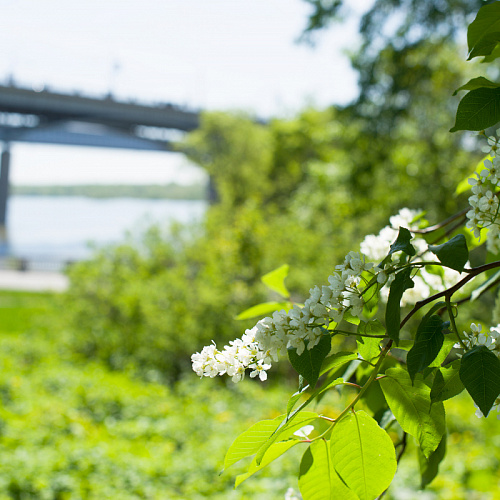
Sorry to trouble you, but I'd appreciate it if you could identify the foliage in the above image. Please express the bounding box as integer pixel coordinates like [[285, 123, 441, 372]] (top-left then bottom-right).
[[0, 292, 300, 499], [452, 2, 500, 132], [191, 4, 500, 498], [0, 293, 499, 498]]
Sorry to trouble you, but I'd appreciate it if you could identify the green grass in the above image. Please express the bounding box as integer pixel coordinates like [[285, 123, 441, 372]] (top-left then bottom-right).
[[0, 291, 298, 499], [0, 290, 499, 499], [0, 291, 54, 334]]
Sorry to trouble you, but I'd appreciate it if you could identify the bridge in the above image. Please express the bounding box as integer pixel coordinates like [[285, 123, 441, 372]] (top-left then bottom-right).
[[0, 83, 201, 229]]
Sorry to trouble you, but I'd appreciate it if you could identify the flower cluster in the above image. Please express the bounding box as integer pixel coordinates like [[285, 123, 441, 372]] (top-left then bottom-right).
[[360, 208, 464, 305], [463, 323, 500, 356], [465, 153, 500, 254], [191, 251, 378, 383], [191, 329, 272, 383], [360, 208, 426, 262]]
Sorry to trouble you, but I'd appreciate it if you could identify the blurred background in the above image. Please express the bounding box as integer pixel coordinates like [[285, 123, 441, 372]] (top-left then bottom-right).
[[0, 0, 499, 498]]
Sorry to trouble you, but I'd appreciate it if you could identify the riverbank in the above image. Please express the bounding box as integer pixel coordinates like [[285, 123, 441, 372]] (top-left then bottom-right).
[[12, 182, 207, 200], [0, 270, 69, 292]]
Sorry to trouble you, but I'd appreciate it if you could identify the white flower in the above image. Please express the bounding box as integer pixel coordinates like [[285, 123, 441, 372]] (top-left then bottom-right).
[[293, 425, 314, 438], [249, 360, 271, 381], [285, 488, 302, 500], [192, 248, 382, 383]]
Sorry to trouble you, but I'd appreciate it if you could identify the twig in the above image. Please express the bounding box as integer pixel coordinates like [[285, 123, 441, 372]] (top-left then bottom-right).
[[400, 260, 500, 330], [410, 208, 469, 235]]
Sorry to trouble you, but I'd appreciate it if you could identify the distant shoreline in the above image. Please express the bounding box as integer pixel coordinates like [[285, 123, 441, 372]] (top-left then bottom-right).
[[11, 182, 207, 200]]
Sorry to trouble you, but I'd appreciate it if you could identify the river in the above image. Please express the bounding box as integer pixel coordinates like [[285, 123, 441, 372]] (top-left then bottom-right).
[[5, 195, 208, 262]]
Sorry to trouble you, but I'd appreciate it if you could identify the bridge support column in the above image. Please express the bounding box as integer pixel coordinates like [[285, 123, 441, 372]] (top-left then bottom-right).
[[0, 143, 10, 235], [207, 175, 218, 204]]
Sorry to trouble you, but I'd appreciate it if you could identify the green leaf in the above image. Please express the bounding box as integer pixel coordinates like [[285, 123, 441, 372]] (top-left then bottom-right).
[[299, 440, 358, 500], [392, 339, 413, 351], [428, 234, 469, 273], [428, 337, 455, 368], [459, 345, 500, 417], [235, 440, 299, 487], [356, 335, 381, 362], [380, 368, 446, 458], [482, 43, 500, 63], [320, 351, 358, 376], [389, 227, 416, 257], [287, 387, 308, 417], [450, 87, 500, 132], [455, 155, 493, 195], [261, 264, 290, 299], [418, 433, 447, 489], [430, 360, 465, 403], [385, 268, 414, 344], [223, 415, 285, 470], [331, 411, 397, 500], [467, 2, 500, 59], [453, 77, 500, 95], [421, 301, 447, 323], [357, 319, 385, 337], [407, 315, 445, 381], [288, 376, 345, 419], [235, 301, 292, 320], [470, 32, 500, 59], [255, 411, 319, 466], [288, 334, 332, 388]]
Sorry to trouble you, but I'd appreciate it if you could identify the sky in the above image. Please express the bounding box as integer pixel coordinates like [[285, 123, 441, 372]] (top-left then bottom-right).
[[0, 0, 371, 186]]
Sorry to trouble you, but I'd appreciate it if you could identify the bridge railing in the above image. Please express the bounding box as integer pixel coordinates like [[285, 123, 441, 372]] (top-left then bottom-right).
[[0, 256, 75, 273]]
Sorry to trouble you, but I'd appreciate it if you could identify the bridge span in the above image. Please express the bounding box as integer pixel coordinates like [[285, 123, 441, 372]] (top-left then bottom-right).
[[0, 84, 201, 230]]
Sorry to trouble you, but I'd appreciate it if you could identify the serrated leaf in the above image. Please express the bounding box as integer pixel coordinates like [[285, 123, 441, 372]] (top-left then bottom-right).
[[331, 411, 397, 500], [389, 227, 416, 257], [430, 360, 465, 403], [255, 411, 319, 466], [235, 440, 298, 487], [380, 368, 446, 458], [428, 337, 455, 368], [357, 319, 386, 336], [428, 235, 469, 272], [385, 268, 414, 344], [261, 264, 290, 299], [453, 77, 500, 95], [459, 345, 500, 417], [418, 433, 447, 489], [407, 315, 445, 381], [356, 335, 381, 362], [288, 334, 331, 388], [223, 416, 285, 470], [467, 2, 500, 59], [235, 301, 292, 320], [450, 87, 500, 132], [320, 351, 358, 376], [392, 339, 413, 351], [299, 440, 358, 500]]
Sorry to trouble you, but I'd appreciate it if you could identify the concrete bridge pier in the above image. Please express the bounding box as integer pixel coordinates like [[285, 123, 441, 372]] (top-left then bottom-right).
[[0, 143, 10, 254]]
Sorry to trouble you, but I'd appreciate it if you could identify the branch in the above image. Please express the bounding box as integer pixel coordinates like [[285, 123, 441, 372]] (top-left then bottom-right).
[[410, 207, 469, 235], [400, 260, 500, 330]]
